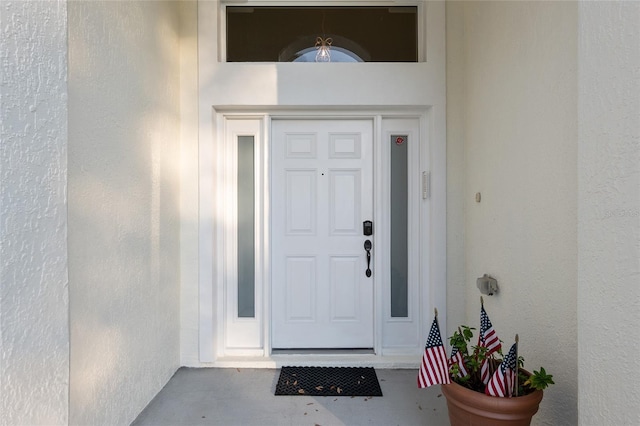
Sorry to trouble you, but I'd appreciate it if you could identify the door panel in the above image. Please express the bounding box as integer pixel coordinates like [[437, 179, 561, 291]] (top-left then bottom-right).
[[272, 119, 374, 348], [285, 256, 316, 321], [329, 170, 360, 234], [330, 256, 360, 320], [286, 170, 316, 234]]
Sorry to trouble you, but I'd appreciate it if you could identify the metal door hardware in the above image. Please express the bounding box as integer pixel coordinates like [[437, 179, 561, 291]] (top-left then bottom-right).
[[364, 239, 372, 277], [363, 220, 373, 236]]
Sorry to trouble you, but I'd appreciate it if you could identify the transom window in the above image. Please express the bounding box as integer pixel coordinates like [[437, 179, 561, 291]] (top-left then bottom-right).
[[226, 6, 418, 62]]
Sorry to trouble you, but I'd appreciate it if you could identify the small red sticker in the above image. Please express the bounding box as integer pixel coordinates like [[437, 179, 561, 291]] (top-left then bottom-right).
[[395, 136, 404, 145]]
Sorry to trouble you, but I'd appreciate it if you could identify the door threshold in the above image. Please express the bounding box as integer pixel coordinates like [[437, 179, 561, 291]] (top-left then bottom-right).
[[202, 354, 420, 369], [272, 348, 375, 355]]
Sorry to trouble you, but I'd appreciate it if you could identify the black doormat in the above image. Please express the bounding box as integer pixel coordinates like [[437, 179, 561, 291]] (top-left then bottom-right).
[[275, 366, 383, 397]]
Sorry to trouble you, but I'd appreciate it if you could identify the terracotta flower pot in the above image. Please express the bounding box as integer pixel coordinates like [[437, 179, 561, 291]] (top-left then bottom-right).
[[441, 380, 543, 426]]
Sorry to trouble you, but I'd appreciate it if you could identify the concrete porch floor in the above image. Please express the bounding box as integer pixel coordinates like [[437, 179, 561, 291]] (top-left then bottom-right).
[[132, 368, 450, 426]]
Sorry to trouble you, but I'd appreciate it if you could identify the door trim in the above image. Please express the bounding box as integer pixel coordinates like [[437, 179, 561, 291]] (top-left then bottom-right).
[[199, 107, 446, 365]]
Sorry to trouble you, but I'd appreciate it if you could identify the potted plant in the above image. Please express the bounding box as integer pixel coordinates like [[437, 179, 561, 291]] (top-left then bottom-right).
[[418, 301, 554, 426]]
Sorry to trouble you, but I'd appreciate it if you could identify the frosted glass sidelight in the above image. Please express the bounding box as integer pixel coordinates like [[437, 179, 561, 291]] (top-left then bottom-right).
[[390, 135, 408, 317], [237, 136, 255, 318]]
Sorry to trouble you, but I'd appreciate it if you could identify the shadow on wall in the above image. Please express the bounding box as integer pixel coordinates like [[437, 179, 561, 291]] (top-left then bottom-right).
[[67, 1, 182, 424]]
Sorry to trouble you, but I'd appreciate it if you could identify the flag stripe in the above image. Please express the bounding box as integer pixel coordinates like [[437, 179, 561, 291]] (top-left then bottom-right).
[[479, 306, 502, 384], [449, 347, 469, 378], [485, 342, 517, 397], [417, 317, 451, 388]]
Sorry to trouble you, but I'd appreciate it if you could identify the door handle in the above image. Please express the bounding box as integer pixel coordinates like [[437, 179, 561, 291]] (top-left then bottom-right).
[[364, 239, 372, 277]]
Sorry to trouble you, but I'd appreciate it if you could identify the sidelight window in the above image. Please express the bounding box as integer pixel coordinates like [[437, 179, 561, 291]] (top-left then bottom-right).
[[390, 135, 408, 317], [237, 136, 255, 318]]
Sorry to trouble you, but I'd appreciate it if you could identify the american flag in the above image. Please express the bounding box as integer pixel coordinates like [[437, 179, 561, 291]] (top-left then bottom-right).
[[449, 346, 469, 378], [417, 316, 451, 388], [479, 305, 502, 383], [485, 342, 518, 397]]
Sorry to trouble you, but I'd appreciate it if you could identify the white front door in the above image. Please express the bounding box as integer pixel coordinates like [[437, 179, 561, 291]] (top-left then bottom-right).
[[271, 119, 374, 349]]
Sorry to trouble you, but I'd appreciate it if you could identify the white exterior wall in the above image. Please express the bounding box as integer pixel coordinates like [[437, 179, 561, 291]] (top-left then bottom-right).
[[67, 1, 182, 424], [2, 1, 637, 424], [445, 0, 467, 337], [447, 1, 579, 424], [577, 1, 640, 424], [180, 0, 201, 367], [0, 1, 69, 425]]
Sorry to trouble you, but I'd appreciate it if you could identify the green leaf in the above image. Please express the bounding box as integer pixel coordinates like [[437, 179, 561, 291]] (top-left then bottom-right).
[[525, 367, 555, 390]]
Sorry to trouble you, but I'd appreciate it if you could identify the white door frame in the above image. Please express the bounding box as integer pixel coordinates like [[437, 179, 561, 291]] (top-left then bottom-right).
[[198, 107, 445, 366], [191, 0, 447, 368]]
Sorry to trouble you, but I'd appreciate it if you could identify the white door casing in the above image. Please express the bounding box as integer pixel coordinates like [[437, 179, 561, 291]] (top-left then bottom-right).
[[271, 119, 374, 348], [193, 1, 447, 366], [200, 111, 445, 365]]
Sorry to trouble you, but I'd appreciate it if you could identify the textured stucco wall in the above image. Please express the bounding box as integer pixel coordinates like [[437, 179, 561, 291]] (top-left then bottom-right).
[[179, 0, 200, 367], [68, 1, 182, 424], [577, 2, 640, 425], [445, 0, 467, 338], [448, 1, 579, 424], [0, 1, 70, 425]]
